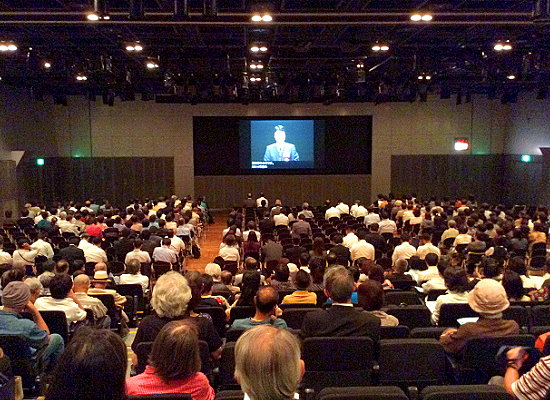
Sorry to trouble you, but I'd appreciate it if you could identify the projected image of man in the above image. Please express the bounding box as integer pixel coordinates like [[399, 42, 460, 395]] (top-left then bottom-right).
[[263, 125, 299, 162]]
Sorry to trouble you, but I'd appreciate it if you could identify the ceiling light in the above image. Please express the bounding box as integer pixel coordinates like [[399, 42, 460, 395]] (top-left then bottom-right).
[[250, 64, 257, 69], [502, 44, 512, 50], [380, 45, 389, 51], [0, 42, 17, 52], [87, 13, 100, 21], [257, 64, 264, 69], [44, 62, 52, 69], [259, 46, 268, 52], [418, 75, 424, 80], [421, 14, 433, 21], [250, 46, 260, 52], [494, 42, 512, 51], [372, 45, 381, 51], [410, 14, 422, 21], [146, 61, 159, 69], [7, 44, 17, 51], [134, 44, 143, 51], [454, 139, 470, 151], [493, 43, 503, 51], [507, 74, 516, 80], [251, 14, 262, 22], [261, 15, 272, 22], [125, 43, 143, 52], [425, 75, 431, 80], [76, 74, 88, 81], [126, 45, 135, 51]]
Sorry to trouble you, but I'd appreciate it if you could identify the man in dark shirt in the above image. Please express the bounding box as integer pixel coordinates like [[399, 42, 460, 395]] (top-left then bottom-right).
[[329, 234, 351, 264], [284, 235, 307, 265], [291, 214, 312, 237], [17, 209, 35, 230], [364, 223, 386, 258], [140, 229, 159, 257], [58, 236, 86, 265], [261, 237, 283, 264], [300, 265, 380, 342]]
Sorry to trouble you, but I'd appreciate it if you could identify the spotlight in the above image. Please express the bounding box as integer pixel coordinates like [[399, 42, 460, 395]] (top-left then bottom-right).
[[380, 45, 389, 51], [502, 44, 512, 50], [372, 45, 381, 51], [125, 43, 143, 52], [507, 74, 516, 80], [126, 45, 135, 51], [76, 74, 88, 81], [250, 46, 260, 52], [0, 42, 17, 52], [87, 13, 100, 21], [411, 13, 432, 21], [259, 46, 268, 52], [425, 75, 432, 80], [410, 14, 422, 21], [418, 75, 424, 80], [421, 14, 433, 21], [146, 61, 159, 69], [251, 14, 262, 22], [262, 14, 272, 22], [494, 42, 512, 51], [454, 139, 470, 151], [7, 44, 17, 51], [43, 61, 52, 69]]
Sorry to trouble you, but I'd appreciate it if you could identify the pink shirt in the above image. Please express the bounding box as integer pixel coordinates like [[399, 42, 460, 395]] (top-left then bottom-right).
[[126, 366, 215, 400], [85, 224, 103, 237]]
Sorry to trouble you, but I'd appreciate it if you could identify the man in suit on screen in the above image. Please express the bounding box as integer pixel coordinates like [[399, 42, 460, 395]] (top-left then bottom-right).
[[263, 124, 300, 162]]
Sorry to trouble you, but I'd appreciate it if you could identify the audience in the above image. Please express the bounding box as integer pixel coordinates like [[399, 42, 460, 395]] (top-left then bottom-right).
[[281, 270, 317, 304], [431, 267, 469, 325], [72, 274, 111, 328], [357, 280, 399, 326], [119, 259, 149, 292], [35, 274, 87, 324], [231, 286, 288, 330]]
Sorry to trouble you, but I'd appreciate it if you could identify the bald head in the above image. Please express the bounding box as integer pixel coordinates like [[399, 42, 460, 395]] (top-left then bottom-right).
[[254, 286, 279, 314], [94, 262, 107, 272], [73, 274, 91, 292]]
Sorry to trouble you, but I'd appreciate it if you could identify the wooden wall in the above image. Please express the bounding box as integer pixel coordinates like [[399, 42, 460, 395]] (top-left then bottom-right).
[[17, 157, 174, 207]]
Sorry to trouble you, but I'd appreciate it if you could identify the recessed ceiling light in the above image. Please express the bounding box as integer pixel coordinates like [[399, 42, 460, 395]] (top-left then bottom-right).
[[421, 14, 433, 21], [251, 15, 262, 22], [410, 14, 422, 21], [507, 74, 516, 80], [261, 15, 272, 22]]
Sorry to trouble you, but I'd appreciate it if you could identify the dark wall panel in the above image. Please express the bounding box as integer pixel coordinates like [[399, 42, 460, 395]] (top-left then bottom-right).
[[17, 157, 174, 207], [391, 154, 544, 205]]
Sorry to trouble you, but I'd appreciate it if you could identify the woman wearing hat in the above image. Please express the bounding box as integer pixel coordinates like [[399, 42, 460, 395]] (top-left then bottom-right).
[[439, 278, 520, 354]]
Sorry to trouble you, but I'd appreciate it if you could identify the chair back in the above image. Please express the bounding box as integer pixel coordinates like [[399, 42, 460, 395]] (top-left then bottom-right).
[[384, 291, 423, 306], [219, 342, 239, 390], [40, 310, 69, 343], [318, 386, 409, 400], [134, 341, 153, 374], [503, 305, 531, 329], [225, 329, 246, 342], [378, 339, 447, 389], [152, 261, 171, 278], [426, 289, 448, 301], [223, 261, 239, 275], [384, 305, 431, 329], [438, 303, 477, 327], [380, 325, 410, 339], [532, 305, 550, 326], [281, 308, 318, 329], [302, 336, 375, 393], [410, 327, 449, 339], [196, 306, 227, 337], [421, 385, 513, 400], [229, 306, 255, 323]]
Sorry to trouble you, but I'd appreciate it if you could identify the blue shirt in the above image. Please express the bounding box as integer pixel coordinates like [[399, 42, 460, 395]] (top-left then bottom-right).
[[327, 292, 358, 304], [0, 310, 48, 354], [231, 317, 288, 330]]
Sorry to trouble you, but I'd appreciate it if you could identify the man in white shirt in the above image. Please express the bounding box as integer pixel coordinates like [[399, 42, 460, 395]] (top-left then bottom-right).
[[391, 233, 417, 265], [350, 229, 375, 261], [378, 213, 397, 235], [325, 205, 341, 220], [416, 233, 441, 260], [0, 237, 13, 265], [73, 274, 111, 328], [256, 192, 268, 208], [57, 215, 80, 235], [83, 236, 108, 264], [30, 232, 54, 260], [12, 239, 39, 270], [35, 274, 87, 324], [342, 227, 359, 249], [119, 259, 149, 293], [152, 238, 178, 264], [350, 200, 368, 218], [441, 220, 459, 242], [167, 232, 185, 256], [452, 226, 473, 247], [124, 238, 151, 264], [78, 233, 94, 251], [402, 206, 415, 223], [364, 207, 381, 227], [273, 211, 289, 226], [335, 200, 350, 215], [418, 253, 443, 285]]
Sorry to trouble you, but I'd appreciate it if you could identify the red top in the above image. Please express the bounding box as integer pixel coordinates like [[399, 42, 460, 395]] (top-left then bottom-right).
[[85, 224, 103, 237], [126, 366, 215, 400]]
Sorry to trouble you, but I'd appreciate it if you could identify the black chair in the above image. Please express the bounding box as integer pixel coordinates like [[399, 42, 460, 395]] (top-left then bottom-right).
[[39, 311, 69, 343], [225, 329, 246, 342], [442, 237, 456, 249], [531, 305, 550, 326], [391, 279, 416, 291], [385, 291, 423, 306], [152, 261, 172, 278], [503, 305, 531, 329], [219, 341, 239, 390], [426, 289, 448, 301], [128, 394, 192, 400], [215, 390, 244, 400], [421, 385, 513, 400], [223, 261, 239, 275], [196, 306, 227, 337], [529, 325, 550, 337], [229, 306, 255, 323], [378, 339, 448, 390], [410, 327, 449, 339], [530, 256, 547, 269], [438, 303, 477, 327], [302, 336, 375, 394], [116, 284, 145, 327], [380, 325, 410, 339], [84, 261, 96, 276], [0, 335, 45, 390], [384, 305, 432, 329], [89, 293, 122, 331], [318, 386, 409, 400], [281, 308, 318, 329], [458, 334, 536, 384]]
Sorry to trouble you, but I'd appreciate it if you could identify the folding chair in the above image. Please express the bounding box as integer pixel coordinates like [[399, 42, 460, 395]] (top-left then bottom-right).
[[380, 325, 410, 339], [281, 308, 318, 329], [384, 291, 423, 306], [421, 385, 512, 400], [384, 305, 432, 329], [318, 386, 409, 400], [219, 341, 239, 390]]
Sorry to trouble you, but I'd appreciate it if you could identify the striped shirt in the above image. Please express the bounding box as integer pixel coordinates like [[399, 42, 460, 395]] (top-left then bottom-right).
[[512, 355, 550, 400]]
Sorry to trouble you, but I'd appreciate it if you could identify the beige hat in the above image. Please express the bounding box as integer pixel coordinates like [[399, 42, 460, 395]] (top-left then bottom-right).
[[468, 279, 509, 314], [93, 270, 109, 281]]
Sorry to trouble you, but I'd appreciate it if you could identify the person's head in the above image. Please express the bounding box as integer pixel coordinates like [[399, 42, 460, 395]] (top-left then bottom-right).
[[247, 231, 258, 243], [1, 281, 31, 312], [357, 280, 385, 311], [508, 256, 527, 276], [323, 265, 354, 303], [151, 271, 192, 318], [467, 278, 510, 317], [45, 327, 127, 400], [245, 257, 259, 271], [443, 267, 469, 293], [42, 260, 56, 273], [205, 263, 222, 280], [125, 259, 141, 275], [73, 274, 91, 293], [357, 229, 368, 240], [274, 125, 286, 143], [24, 277, 43, 303], [393, 258, 408, 274], [225, 234, 237, 247], [54, 260, 69, 275], [201, 273, 214, 295], [254, 286, 279, 315], [49, 274, 73, 300], [221, 270, 233, 285], [502, 270, 525, 300], [239, 271, 261, 305], [161, 238, 171, 247], [425, 253, 439, 267], [294, 270, 311, 290], [274, 263, 290, 282], [149, 320, 200, 383], [1, 269, 25, 290], [133, 238, 143, 249], [235, 325, 303, 400], [479, 257, 501, 279], [419, 233, 432, 244], [184, 271, 204, 312], [368, 265, 385, 284]]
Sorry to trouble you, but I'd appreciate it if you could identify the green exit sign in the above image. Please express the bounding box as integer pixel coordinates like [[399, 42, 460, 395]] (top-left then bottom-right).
[[36, 158, 45, 166]]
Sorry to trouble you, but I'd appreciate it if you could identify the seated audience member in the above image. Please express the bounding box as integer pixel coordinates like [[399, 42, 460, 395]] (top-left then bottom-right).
[[309, 237, 327, 260], [83, 236, 107, 264], [235, 325, 303, 400], [89, 271, 127, 306], [131, 271, 222, 361], [270, 263, 295, 291], [218, 234, 240, 263], [468, 257, 502, 290], [35, 274, 87, 324], [431, 267, 469, 325], [234, 257, 265, 286], [204, 263, 232, 295], [200, 273, 230, 308], [508, 256, 536, 289], [119, 259, 149, 293], [308, 257, 325, 291], [329, 234, 351, 264], [0, 281, 64, 370], [58, 236, 86, 264], [300, 266, 380, 341], [231, 287, 288, 330], [453, 226, 473, 248], [386, 258, 414, 284], [261, 236, 284, 266], [417, 253, 441, 283], [421, 258, 448, 292], [503, 347, 550, 400], [502, 270, 531, 302], [350, 229, 375, 261], [30, 232, 54, 260], [12, 238, 39, 271], [441, 220, 459, 242], [416, 233, 441, 260], [281, 270, 317, 304], [72, 274, 111, 329], [0, 237, 13, 266], [291, 214, 312, 237], [24, 277, 43, 304], [38, 260, 56, 294], [357, 280, 399, 326], [231, 271, 261, 310], [126, 321, 215, 400], [44, 327, 125, 400], [368, 265, 394, 291], [391, 233, 417, 265], [243, 231, 261, 258], [439, 278, 519, 355], [284, 235, 306, 265], [124, 239, 151, 265], [152, 238, 178, 265], [221, 270, 240, 295]]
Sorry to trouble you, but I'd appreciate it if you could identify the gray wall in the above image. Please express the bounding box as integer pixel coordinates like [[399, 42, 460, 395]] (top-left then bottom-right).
[[0, 86, 548, 207]]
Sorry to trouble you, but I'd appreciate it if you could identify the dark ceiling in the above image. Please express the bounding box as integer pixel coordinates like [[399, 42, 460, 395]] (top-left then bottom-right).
[[0, 0, 548, 103]]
